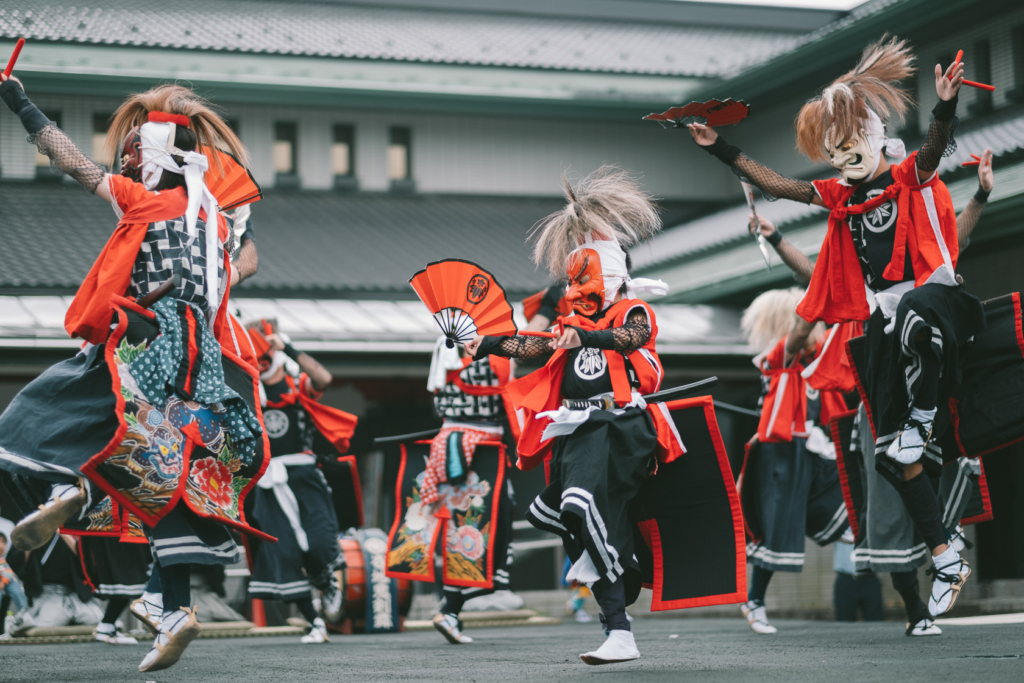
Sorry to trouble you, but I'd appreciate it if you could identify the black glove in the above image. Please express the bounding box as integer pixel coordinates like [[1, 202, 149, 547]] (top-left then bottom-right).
[[697, 134, 742, 165], [0, 79, 50, 135], [473, 336, 509, 358]]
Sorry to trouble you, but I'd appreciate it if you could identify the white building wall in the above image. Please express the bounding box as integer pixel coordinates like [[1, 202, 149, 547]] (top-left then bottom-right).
[[2, 94, 735, 200]]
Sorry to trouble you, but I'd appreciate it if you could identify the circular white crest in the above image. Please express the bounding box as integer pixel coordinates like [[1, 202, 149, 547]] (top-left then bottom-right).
[[263, 409, 290, 439], [573, 347, 608, 381]]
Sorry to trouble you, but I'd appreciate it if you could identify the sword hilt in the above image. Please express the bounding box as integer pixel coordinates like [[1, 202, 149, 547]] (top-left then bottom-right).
[[561, 395, 615, 411]]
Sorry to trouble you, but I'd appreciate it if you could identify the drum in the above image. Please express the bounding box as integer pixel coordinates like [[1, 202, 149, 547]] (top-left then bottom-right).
[[329, 531, 412, 633]]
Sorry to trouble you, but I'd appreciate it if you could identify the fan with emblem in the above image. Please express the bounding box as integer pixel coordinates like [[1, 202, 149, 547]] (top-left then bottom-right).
[[202, 146, 263, 211], [410, 259, 519, 348]]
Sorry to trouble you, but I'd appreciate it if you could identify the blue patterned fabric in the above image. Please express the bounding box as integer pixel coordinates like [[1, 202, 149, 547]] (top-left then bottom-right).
[[129, 298, 263, 466]]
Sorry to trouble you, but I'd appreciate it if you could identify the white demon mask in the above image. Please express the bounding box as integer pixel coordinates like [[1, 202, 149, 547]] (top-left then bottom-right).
[[825, 108, 905, 184]]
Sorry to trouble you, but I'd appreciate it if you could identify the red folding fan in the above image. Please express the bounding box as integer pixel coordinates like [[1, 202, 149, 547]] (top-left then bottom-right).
[[644, 98, 750, 128], [410, 259, 519, 348], [202, 147, 263, 211]]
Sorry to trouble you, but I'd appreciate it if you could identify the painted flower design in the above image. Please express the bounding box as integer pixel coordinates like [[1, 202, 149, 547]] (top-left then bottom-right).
[[404, 501, 430, 532], [437, 472, 490, 512], [448, 525, 485, 561], [191, 457, 234, 509]]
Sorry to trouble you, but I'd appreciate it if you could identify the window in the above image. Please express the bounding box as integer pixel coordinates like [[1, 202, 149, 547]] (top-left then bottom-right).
[[35, 111, 61, 179], [1010, 25, 1024, 102], [274, 121, 299, 187], [92, 113, 112, 165], [968, 40, 993, 116], [388, 126, 413, 191], [332, 124, 357, 190]]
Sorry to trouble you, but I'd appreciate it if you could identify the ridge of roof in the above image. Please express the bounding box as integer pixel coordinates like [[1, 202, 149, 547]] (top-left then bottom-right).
[[0, 0, 806, 78]]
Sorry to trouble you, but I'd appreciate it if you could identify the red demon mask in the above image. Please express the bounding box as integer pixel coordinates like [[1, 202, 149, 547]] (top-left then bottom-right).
[[564, 248, 605, 317], [119, 126, 144, 183]]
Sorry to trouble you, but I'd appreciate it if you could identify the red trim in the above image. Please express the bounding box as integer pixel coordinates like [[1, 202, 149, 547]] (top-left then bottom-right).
[[735, 442, 759, 544], [830, 409, 861, 540], [1014, 293, 1024, 361], [845, 337, 876, 441], [336, 455, 365, 529], [79, 296, 274, 540], [441, 441, 505, 589], [386, 444, 440, 584], [961, 459, 994, 526], [183, 306, 198, 396], [648, 396, 747, 611], [76, 538, 97, 592], [147, 111, 190, 127]]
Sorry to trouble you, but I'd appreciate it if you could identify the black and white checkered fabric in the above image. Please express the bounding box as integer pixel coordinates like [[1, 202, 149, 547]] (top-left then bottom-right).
[[433, 356, 504, 421], [129, 215, 226, 314]]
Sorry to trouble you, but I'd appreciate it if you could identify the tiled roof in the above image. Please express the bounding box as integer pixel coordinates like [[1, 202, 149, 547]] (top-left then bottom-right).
[[0, 1, 803, 77], [0, 183, 563, 295], [634, 107, 1024, 272]]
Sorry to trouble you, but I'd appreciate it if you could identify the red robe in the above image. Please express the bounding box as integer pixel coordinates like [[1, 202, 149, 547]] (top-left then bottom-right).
[[797, 152, 959, 325], [266, 374, 359, 454], [503, 299, 682, 472]]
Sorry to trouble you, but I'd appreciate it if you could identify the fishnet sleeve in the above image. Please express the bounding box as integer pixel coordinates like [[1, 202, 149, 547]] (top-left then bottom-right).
[[28, 122, 107, 193], [233, 238, 258, 283], [611, 310, 651, 353], [916, 116, 959, 177], [732, 154, 817, 204], [497, 335, 556, 362], [956, 198, 984, 251]]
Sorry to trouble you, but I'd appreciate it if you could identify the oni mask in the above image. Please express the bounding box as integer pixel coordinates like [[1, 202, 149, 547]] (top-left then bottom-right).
[[565, 248, 605, 317], [119, 126, 144, 183], [826, 126, 882, 184]]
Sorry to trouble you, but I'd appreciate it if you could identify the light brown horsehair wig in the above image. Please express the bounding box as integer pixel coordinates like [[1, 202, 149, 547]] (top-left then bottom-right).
[[530, 165, 661, 279], [742, 287, 811, 354], [102, 84, 249, 174], [795, 35, 915, 162]]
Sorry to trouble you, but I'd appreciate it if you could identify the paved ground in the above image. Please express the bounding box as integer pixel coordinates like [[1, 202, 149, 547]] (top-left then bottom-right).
[[1, 618, 1022, 682]]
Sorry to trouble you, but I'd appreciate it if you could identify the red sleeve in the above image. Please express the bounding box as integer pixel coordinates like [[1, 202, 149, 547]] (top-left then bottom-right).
[[107, 175, 158, 218], [811, 178, 845, 209]]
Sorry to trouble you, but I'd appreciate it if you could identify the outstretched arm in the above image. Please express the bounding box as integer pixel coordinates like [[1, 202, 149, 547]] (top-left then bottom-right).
[[466, 333, 556, 362], [917, 61, 965, 181], [957, 148, 993, 251], [751, 215, 814, 283], [688, 124, 824, 207], [0, 76, 112, 201]]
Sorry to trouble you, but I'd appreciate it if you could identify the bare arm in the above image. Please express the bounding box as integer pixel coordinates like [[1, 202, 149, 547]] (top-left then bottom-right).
[[688, 123, 824, 207], [957, 149, 993, 251], [784, 319, 816, 366], [0, 76, 112, 201], [751, 215, 814, 283], [268, 333, 332, 392]]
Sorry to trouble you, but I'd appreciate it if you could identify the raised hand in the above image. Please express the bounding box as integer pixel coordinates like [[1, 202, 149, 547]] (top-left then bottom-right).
[[749, 214, 777, 238], [687, 123, 718, 147], [978, 148, 993, 192], [936, 60, 964, 101], [464, 335, 483, 358]]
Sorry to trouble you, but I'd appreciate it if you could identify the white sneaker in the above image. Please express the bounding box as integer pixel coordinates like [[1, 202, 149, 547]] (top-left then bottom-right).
[[580, 629, 640, 665], [433, 613, 472, 644], [574, 609, 593, 624], [886, 411, 934, 465], [301, 617, 329, 644], [130, 594, 163, 635], [740, 601, 777, 634], [94, 622, 139, 645], [906, 618, 942, 636], [928, 557, 972, 617]]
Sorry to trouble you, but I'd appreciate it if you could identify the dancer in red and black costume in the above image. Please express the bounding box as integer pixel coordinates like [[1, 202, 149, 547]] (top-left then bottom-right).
[[468, 166, 669, 665], [738, 289, 849, 634], [423, 334, 516, 644], [0, 76, 268, 672], [748, 150, 995, 637], [245, 320, 357, 644], [690, 37, 975, 618]]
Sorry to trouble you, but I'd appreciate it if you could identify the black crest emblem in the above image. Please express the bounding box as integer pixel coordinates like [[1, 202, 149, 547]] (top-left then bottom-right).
[[467, 274, 490, 304]]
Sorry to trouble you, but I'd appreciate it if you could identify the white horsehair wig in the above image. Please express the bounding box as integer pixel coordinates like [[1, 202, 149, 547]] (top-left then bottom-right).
[[796, 34, 916, 162], [530, 165, 661, 279], [742, 287, 810, 354]]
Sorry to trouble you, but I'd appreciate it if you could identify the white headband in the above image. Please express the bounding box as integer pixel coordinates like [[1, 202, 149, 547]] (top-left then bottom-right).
[[572, 234, 669, 309], [139, 121, 222, 320]]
